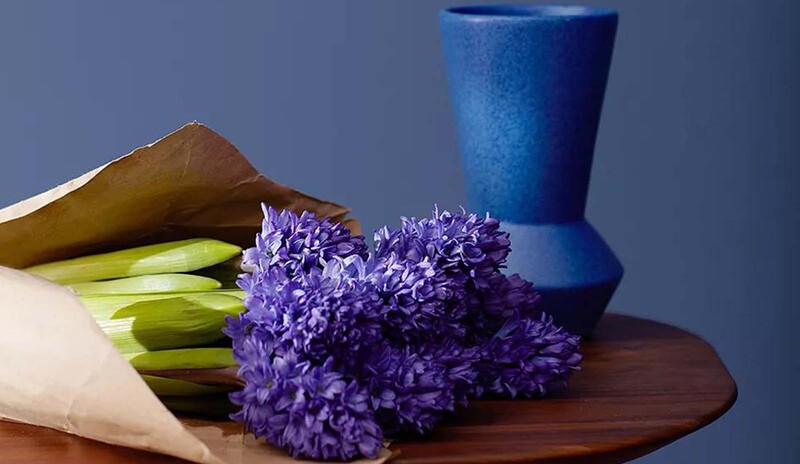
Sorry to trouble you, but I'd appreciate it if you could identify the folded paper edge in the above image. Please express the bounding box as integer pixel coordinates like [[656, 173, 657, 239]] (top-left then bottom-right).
[[0, 122, 361, 235], [0, 266, 225, 464]]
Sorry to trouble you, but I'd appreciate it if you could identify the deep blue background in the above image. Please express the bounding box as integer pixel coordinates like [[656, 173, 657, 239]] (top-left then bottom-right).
[[0, 1, 797, 462]]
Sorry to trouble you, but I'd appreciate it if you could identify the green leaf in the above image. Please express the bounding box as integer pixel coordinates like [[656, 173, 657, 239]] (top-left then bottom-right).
[[97, 294, 243, 353], [125, 348, 236, 371], [141, 375, 232, 397], [69, 273, 221, 296], [24, 238, 242, 284], [81, 290, 245, 320]]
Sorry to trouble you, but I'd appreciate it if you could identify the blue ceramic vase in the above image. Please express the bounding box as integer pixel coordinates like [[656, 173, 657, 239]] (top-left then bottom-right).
[[440, 5, 623, 335]]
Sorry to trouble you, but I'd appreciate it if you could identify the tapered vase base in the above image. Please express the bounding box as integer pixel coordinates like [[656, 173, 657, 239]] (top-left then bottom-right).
[[502, 220, 623, 336]]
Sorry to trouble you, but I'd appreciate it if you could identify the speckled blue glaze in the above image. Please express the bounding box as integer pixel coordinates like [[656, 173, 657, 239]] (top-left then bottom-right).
[[440, 5, 623, 335]]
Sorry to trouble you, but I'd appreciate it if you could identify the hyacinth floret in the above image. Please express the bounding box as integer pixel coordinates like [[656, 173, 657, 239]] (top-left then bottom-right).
[[476, 314, 583, 398], [242, 204, 368, 277], [361, 339, 478, 435], [230, 344, 383, 461], [366, 253, 468, 342], [466, 272, 543, 338], [228, 257, 382, 365], [374, 206, 511, 288]]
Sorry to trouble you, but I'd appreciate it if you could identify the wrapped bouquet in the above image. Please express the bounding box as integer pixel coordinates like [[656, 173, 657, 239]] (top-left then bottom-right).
[[0, 123, 581, 463]]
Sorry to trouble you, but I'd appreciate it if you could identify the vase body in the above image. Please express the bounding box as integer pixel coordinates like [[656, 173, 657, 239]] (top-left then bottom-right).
[[440, 5, 623, 335]]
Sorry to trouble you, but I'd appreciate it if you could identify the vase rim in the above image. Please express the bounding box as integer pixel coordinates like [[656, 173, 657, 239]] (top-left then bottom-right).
[[441, 4, 617, 21]]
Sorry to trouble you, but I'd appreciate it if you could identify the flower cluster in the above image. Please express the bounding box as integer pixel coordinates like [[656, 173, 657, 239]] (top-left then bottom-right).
[[366, 253, 467, 342], [374, 207, 511, 289], [230, 260, 383, 367], [230, 344, 383, 461], [465, 272, 543, 338], [242, 204, 368, 277], [476, 314, 582, 398], [226, 205, 583, 461], [360, 338, 479, 436]]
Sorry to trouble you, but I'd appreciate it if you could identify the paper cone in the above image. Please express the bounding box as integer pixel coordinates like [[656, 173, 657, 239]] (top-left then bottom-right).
[[0, 123, 389, 463], [0, 122, 360, 269]]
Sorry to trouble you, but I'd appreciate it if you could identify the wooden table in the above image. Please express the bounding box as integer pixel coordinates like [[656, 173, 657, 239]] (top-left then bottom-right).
[[0, 314, 737, 464]]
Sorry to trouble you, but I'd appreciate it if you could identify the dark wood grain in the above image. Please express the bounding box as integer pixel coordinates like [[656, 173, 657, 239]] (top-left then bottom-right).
[[0, 314, 736, 464]]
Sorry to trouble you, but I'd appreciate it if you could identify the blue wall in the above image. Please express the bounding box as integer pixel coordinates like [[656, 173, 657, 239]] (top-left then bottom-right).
[[0, 1, 797, 462]]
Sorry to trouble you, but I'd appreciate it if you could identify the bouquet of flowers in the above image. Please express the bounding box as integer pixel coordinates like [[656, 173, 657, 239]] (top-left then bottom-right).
[[25, 205, 582, 461], [0, 123, 582, 463]]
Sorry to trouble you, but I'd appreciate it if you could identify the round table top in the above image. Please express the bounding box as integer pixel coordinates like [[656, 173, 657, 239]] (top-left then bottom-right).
[[0, 313, 737, 464]]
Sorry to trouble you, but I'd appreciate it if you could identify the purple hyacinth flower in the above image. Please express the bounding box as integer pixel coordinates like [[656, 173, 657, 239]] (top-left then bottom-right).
[[226, 205, 584, 459], [366, 253, 468, 342], [466, 272, 543, 338], [374, 207, 511, 289], [228, 257, 383, 367], [476, 314, 583, 398], [242, 204, 368, 277], [361, 339, 478, 435], [230, 344, 383, 461]]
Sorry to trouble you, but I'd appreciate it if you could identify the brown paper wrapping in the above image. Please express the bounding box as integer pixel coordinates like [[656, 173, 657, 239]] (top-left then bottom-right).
[[0, 123, 390, 463], [0, 122, 360, 268]]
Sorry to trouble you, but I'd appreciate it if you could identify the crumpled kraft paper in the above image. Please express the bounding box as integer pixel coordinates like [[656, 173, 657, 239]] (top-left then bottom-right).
[[0, 122, 360, 269], [0, 123, 390, 463]]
